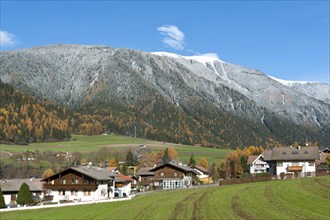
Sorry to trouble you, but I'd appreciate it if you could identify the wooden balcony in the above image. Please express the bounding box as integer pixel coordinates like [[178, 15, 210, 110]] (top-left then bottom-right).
[[287, 166, 303, 171], [43, 183, 98, 191]]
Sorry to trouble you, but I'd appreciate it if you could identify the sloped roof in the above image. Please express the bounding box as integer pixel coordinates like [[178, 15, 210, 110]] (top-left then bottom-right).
[[247, 155, 259, 165], [70, 166, 113, 181], [0, 178, 43, 193], [136, 167, 155, 176], [42, 165, 113, 181], [192, 165, 209, 174], [150, 162, 198, 174], [264, 147, 319, 161]]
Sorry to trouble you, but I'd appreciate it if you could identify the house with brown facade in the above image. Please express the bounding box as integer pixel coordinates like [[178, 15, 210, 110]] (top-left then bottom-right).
[[42, 164, 132, 202], [136, 162, 198, 190]]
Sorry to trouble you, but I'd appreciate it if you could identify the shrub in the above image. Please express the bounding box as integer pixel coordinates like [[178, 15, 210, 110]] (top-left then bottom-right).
[[16, 182, 33, 205], [280, 172, 286, 180], [219, 175, 272, 186], [0, 187, 6, 208]]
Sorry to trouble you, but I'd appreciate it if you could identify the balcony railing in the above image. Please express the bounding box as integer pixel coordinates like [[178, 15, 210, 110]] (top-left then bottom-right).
[[287, 166, 303, 171], [43, 183, 98, 191]]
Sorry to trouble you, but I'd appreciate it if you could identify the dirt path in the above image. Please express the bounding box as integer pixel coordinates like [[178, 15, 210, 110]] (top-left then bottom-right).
[[231, 186, 258, 220], [0, 150, 13, 158]]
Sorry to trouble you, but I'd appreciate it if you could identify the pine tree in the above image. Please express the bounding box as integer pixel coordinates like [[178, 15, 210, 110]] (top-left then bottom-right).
[[188, 154, 196, 166], [126, 150, 136, 166], [0, 187, 6, 208], [162, 148, 170, 163], [16, 182, 33, 205]]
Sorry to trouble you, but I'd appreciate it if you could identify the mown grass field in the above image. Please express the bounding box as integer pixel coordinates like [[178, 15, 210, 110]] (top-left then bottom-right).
[[0, 134, 230, 164], [1, 176, 329, 220]]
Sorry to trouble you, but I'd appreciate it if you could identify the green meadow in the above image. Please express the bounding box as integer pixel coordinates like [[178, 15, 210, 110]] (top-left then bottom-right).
[[1, 176, 329, 220], [0, 134, 230, 165]]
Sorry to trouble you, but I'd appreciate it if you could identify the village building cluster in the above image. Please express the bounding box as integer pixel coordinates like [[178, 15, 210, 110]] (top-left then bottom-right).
[[0, 146, 329, 207]]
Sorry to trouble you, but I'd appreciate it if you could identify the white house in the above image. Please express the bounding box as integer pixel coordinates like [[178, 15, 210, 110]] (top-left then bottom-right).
[[247, 154, 269, 174], [42, 165, 133, 202], [0, 178, 44, 206], [264, 147, 319, 179]]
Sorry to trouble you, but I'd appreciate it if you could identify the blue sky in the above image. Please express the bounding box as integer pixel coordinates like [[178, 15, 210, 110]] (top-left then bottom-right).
[[1, 1, 329, 83]]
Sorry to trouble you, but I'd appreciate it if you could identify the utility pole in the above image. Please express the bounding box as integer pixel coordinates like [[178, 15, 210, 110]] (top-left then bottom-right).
[[134, 125, 136, 138]]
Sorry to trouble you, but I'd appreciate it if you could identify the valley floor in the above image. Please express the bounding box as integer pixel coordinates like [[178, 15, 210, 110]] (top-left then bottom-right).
[[1, 176, 329, 220]]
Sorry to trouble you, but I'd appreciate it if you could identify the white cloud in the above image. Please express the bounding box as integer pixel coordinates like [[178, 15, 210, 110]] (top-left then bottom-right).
[[0, 30, 18, 47], [157, 25, 185, 50]]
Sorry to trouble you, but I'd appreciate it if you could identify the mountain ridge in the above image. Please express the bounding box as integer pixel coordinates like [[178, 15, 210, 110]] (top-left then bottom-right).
[[1, 44, 329, 147]]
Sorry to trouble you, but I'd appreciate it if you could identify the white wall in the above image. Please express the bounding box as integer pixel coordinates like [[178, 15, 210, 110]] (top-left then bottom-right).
[[250, 157, 269, 174], [47, 184, 109, 203], [3, 195, 11, 205], [276, 161, 316, 178]]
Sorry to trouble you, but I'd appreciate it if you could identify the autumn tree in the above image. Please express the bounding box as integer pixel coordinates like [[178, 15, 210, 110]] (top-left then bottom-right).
[[42, 169, 55, 179], [16, 182, 33, 205], [108, 158, 118, 167], [209, 162, 219, 181], [168, 147, 177, 161], [198, 157, 209, 169]]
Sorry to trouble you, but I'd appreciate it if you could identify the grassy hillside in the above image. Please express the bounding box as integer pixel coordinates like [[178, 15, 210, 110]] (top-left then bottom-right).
[[1, 176, 329, 220], [0, 134, 230, 165]]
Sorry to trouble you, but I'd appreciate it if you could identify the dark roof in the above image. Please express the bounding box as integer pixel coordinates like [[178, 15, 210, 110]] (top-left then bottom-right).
[[42, 165, 113, 181], [70, 166, 113, 181], [191, 165, 209, 174], [247, 155, 259, 165], [264, 147, 319, 161], [136, 167, 155, 176], [150, 162, 198, 174], [0, 178, 43, 192], [321, 147, 330, 153]]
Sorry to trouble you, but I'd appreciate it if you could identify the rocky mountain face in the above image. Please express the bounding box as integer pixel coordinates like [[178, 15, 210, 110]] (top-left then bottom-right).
[[0, 44, 329, 147]]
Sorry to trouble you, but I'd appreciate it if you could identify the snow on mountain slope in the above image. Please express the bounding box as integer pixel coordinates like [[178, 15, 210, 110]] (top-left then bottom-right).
[[268, 76, 315, 86], [1, 45, 329, 144]]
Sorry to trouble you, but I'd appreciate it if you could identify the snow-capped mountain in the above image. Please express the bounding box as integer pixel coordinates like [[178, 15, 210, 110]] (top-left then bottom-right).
[[0, 44, 329, 146]]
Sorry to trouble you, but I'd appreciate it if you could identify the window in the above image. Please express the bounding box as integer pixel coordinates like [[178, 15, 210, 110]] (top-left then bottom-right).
[[174, 172, 178, 177], [72, 179, 78, 184], [84, 191, 91, 196], [61, 179, 66, 184], [71, 190, 78, 196], [309, 162, 314, 166], [292, 162, 299, 166], [59, 190, 66, 195], [277, 162, 283, 167], [160, 172, 164, 176]]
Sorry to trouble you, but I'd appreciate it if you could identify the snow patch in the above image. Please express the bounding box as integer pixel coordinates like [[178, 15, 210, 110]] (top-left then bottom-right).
[[268, 76, 317, 86], [151, 51, 225, 65], [90, 72, 99, 87]]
